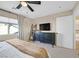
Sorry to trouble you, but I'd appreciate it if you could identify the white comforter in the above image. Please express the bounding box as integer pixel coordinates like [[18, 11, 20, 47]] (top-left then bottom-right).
[[0, 42, 33, 58]]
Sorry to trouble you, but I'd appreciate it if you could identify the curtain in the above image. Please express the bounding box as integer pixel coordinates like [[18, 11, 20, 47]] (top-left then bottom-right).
[[18, 15, 25, 40], [18, 15, 32, 41]]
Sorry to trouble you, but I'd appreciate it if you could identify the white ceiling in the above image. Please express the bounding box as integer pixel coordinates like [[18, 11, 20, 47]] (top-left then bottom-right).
[[0, 1, 76, 19]]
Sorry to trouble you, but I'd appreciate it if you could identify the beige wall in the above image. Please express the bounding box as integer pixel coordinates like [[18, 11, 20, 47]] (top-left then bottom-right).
[[33, 10, 73, 32], [33, 16, 56, 32]]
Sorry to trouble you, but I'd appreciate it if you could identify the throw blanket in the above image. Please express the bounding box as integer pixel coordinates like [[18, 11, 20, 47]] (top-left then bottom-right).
[[6, 39, 48, 58]]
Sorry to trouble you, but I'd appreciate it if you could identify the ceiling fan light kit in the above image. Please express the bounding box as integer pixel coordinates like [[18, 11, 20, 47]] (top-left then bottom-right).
[[21, 1, 27, 7]]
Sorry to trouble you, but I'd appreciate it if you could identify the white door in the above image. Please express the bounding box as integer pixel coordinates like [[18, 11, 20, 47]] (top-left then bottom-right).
[[56, 15, 74, 49]]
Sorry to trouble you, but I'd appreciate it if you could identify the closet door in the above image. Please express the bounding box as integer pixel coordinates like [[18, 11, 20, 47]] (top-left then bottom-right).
[[56, 15, 74, 49]]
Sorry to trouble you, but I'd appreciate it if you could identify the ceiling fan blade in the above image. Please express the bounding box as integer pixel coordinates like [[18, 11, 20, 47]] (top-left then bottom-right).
[[27, 1, 41, 4], [16, 4, 22, 9], [27, 4, 34, 12]]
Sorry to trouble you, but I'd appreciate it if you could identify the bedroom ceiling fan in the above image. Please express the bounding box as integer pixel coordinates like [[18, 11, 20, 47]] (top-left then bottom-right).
[[16, 1, 41, 12]]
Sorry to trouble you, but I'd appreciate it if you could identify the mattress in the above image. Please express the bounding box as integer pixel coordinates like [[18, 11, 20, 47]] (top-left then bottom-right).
[[0, 41, 33, 58]]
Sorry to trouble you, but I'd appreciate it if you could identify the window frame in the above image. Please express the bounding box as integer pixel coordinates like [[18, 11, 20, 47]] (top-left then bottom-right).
[[0, 22, 18, 35]]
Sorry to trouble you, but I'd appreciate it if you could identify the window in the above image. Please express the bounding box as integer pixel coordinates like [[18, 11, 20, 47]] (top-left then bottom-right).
[[9, 24, 19, 34], [0, 23, 8, 35], [0, 16, 19, 35]]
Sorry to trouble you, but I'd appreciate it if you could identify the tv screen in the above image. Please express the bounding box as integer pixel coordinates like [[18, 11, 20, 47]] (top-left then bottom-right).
[[39, 23, 50, 31]]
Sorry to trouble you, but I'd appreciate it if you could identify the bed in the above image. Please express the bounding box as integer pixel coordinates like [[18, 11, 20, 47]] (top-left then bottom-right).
[[0, 39, 48, 58]]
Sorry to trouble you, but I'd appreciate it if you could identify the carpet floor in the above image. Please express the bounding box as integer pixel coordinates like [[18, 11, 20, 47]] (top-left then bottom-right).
[[31, 41, 79, 58]]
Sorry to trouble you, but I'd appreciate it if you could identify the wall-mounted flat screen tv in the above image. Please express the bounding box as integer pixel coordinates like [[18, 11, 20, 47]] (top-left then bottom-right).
[[39, 23, 50, 31]]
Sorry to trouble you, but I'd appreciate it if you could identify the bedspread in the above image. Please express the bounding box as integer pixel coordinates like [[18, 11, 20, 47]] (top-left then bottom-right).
[[6, 39, 48, 58]]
